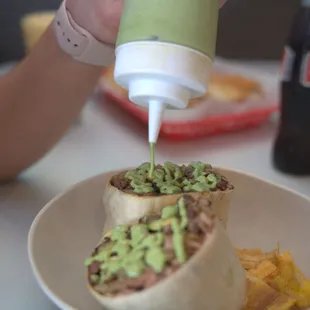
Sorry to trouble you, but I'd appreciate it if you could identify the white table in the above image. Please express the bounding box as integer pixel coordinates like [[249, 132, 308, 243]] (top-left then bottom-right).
[[1, 60, 310, 310]]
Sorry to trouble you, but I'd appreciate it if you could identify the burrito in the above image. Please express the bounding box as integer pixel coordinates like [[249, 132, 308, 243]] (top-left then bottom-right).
[[103, 161, 234, 233], [85, 195, 246, 310]]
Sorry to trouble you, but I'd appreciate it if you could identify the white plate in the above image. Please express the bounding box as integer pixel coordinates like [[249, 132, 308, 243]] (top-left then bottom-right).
[[28, 168, 310, 310]]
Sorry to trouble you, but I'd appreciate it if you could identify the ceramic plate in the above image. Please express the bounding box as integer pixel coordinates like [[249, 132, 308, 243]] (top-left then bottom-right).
[[28, 168, 310, 310]]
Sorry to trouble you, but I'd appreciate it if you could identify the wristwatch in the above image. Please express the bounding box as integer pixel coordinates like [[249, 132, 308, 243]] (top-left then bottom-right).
[[53, 0, 115, 67]]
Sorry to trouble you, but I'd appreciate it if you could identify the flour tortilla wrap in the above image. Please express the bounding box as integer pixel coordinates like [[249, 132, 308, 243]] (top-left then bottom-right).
[[102, 162, 234, 234], [86, 195, 246, 310]]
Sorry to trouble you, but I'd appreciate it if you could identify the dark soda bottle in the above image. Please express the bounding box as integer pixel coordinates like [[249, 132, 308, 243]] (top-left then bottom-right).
[[273, 0, 310, 175]]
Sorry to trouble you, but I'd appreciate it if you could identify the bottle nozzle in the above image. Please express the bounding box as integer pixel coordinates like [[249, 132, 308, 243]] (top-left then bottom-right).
[[148, 100, 166, 143]]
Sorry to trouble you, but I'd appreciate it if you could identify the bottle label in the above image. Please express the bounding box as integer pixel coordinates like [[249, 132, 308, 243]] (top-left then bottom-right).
[[300, 52, 310, 87], [280, 46, 295, 82]]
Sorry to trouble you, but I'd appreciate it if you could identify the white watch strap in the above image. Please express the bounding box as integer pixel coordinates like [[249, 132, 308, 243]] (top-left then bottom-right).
[[53, 0, 115, 67]]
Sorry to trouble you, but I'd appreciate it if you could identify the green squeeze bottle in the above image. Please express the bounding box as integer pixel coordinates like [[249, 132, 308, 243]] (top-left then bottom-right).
[[114, 0, 227, 151]]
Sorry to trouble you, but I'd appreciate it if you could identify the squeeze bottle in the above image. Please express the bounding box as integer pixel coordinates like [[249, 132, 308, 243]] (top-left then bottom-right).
[[114, 0, 224, 143]]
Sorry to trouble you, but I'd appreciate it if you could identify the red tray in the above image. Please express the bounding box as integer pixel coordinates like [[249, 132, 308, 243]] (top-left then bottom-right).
[[98, 59, 279, 141]]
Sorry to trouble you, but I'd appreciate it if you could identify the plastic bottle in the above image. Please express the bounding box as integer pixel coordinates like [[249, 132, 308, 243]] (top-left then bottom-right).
[[113, 0, 222, 143], [273, 0, 310, 175]]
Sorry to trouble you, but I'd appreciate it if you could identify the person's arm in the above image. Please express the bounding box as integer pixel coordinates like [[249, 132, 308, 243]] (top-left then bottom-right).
[[0, 25, 102, 181]]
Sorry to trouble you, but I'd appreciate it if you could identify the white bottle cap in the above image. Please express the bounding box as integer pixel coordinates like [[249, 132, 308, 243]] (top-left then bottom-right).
[[114, 41, 212, 143]]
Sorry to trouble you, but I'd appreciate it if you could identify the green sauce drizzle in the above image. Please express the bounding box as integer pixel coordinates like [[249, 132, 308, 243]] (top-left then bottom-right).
[[122, 161, 222, 195], [111, 225, 128, 241], [178, 198, 188, 229], [139, 232, 164, 249], [112, 240, 131, 256], [148, 219, 164, 231], [162, 205, 178, 219], [149, 142, 155, 178], [145, 246, 167, 273], [171, 217, 187, 264], [123, 258, 145, 277], [131, 224, 148, 246], [85, 197, 198, 283]]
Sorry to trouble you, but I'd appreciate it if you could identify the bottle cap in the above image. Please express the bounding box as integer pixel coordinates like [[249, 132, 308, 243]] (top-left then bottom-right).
[[114, 41, 212, 143]]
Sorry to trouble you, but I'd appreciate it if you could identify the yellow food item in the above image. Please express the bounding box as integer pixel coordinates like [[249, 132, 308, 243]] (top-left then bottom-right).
[[237, 246, 279, 270], [237, 246, 310, 309], [268, 251, 310, 308], [101, 65, 263, 106], [248, 260, 279, 281], [245, 272, 296, 310], [20, 12, 55, 52], [208, 73, 263, 103]]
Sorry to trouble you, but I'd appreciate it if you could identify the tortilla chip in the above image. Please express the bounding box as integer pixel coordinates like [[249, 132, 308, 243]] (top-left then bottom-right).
[[245, 272, 296, 310], [249, 260, 279, 281], [237, 246, 310, 309], [237, 246, 279, 270], [268, 251, 310, 308]]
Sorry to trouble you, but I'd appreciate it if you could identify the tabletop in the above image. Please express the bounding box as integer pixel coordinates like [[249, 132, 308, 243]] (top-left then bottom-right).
[[1, 60, 310, 310]]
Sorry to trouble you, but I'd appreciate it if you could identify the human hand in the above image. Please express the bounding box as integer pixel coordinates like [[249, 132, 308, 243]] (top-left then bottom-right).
[[66, 0, 124, 45], [66, 0, 227, 46]]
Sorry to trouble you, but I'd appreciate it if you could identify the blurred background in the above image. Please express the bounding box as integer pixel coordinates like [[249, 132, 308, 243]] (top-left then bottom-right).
[[0, 0, 299, 63]]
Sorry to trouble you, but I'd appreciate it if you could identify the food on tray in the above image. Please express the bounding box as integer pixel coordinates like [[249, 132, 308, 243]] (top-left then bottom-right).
[[102, 65, 128, 97], [237, 247, 310, 309], [208, 73, 263, 103], [101, 64, 263, 106], [102, 161, 234, 232], [85, 195, 246, 310], [20, 12, 55, 52]]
